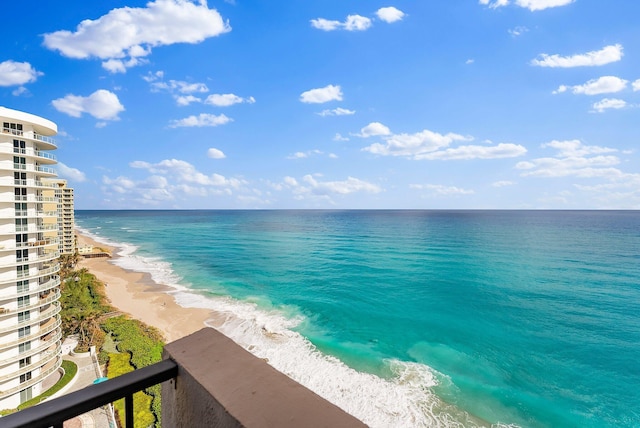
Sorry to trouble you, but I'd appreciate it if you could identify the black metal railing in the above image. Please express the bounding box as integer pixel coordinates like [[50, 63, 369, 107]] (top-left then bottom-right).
[[1, 358, 178, 428]]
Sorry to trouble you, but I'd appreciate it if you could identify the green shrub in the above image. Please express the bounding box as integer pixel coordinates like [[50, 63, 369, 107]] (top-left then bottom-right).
[[104, 318, 165, 427]]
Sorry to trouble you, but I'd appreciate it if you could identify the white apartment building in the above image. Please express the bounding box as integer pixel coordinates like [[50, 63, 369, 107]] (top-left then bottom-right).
[[42, 180, 75, 256], [0, 107, 62, 409]]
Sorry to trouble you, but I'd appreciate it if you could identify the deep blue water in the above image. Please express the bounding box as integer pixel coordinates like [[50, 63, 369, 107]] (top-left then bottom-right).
[[75, 210, 640, 427]]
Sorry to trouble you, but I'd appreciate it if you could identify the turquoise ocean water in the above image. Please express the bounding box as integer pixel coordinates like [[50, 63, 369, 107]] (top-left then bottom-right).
[[75, 210, 640, 427]]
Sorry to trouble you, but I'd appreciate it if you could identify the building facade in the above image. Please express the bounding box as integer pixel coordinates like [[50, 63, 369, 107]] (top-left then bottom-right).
[[42, 180, 75, 256], [0, 107, 62, 409]]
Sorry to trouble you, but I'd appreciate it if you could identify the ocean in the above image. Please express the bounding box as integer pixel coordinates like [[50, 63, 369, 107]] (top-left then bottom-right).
[[74, 210, 640, 428]]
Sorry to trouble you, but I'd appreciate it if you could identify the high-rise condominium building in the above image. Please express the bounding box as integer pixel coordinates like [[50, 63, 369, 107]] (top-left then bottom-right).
[[42, 180, 75, 256], [0, 107, 62, 409]]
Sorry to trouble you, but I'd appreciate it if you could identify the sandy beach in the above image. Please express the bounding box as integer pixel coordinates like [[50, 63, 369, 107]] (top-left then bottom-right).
[[76, 232, 216, 343]]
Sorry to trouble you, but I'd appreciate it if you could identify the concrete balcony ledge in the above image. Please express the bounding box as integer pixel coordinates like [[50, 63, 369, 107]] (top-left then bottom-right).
[[162, 328, 367, 428]]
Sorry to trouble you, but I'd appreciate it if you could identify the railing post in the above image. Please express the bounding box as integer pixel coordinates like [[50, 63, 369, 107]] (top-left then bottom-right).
[[125, 394, 134, 427]]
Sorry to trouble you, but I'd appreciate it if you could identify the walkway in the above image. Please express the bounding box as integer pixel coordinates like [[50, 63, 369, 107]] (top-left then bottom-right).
[[55, 340, 115, 428]]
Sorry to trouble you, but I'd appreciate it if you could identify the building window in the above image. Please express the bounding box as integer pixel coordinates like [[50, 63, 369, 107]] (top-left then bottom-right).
[[15, 202, 27, 216], [15, 218, 28, 232], [19, 357, 31, 368], [18, 310, 30, 322], [19, 326, 31, 338], [13, 139, 26, 153], [17, 265, 30, 279], [19, 387, 32, 403], [17, 280, 29, 293], [17, 295, 30, 308], [16, 249, 28, 262], [20, 372, 32, 383], [3, 122, 23, 134], [18, 341, 31, 353], [13, 156, 26, 169], [14, 187, 27, 199]]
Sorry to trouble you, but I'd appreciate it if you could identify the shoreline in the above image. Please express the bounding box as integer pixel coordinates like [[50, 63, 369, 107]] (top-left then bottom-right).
[[73, 228, 491, 427], [75, 231, 217, 343]]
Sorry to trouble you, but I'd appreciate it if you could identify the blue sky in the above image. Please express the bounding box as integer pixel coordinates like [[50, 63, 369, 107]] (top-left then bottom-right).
[[1, 0, 639, 209]]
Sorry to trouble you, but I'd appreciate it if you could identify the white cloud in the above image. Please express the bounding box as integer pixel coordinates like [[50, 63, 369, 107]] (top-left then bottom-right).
[[633, 79, 640, 91], [303, 175, 381, 195], [508, 26, 529, 37], [0, 60, 43, 86], [480, 0, 574, 10], [531, 44, 623, 68], [278, 174, 382, 203], [310, 18, 342, 31], [410, 184, 475, 195], [283, 176, 298, 187], [358, 122, 391, 137], [333, 133, 350, 142], [51, 89, 125, 120], [516, 140, 625, 179], [57, 162, 87, 182], [300, 85, 343, 104], [344, 15, 372, 31], [492, 180, 515, 187], [149, 78, 209, 94], [130, 158, 246, 189], [175, 95, 201, 106], [554, 76, 628, 95], [318, 107, 355, 117], [359, 125, 526, 161], [541, 140, 617, 157], [415, 143, 527, 160], [286, 149, 327, 160], [479, 0, 509, 8], [12, 87, 29, 97], [362, 129, 471, 157], [169, 113, 232, 127], [43, 0, 230, 73], [207, 148, 226, 159], [205, 93, 255, 106], [311, 15, 372, 31], [376, 7, 405, 23], [591, 98, 628, 113], [516, 0, 574, 10], [465, 59, 475, 65]]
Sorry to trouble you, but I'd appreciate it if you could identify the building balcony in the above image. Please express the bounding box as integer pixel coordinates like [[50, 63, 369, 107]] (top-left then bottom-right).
[[1, 127, 57, 150], [0, 355, 62, 401], [0, 340, 61, 383], [13, 210, 58, 219], [0, 315, 61, 352], [0, 276, 61, 305], [10, 164, 56, 176], [0, 328, 366, 428], [0, 289, 62, 315], [12, 223, 57, 234], [0, 179, 57, 189], [14, 238, 59, 250], [14, 251, 59, 265], [11, 147, 57, 164], [0, 304, 61, 334], [0, 333, 62, 369]]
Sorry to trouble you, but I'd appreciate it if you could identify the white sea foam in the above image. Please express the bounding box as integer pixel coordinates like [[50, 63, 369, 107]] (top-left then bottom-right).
[[76, 226, 486, 427]]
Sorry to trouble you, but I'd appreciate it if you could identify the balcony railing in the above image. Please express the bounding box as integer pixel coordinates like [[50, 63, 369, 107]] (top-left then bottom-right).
[[12, 147, 57, 162], [0, 328, 367, 428], [0, 355, 62, 401], [0, 359, 178, 428], [2, 128, 57, 147]]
